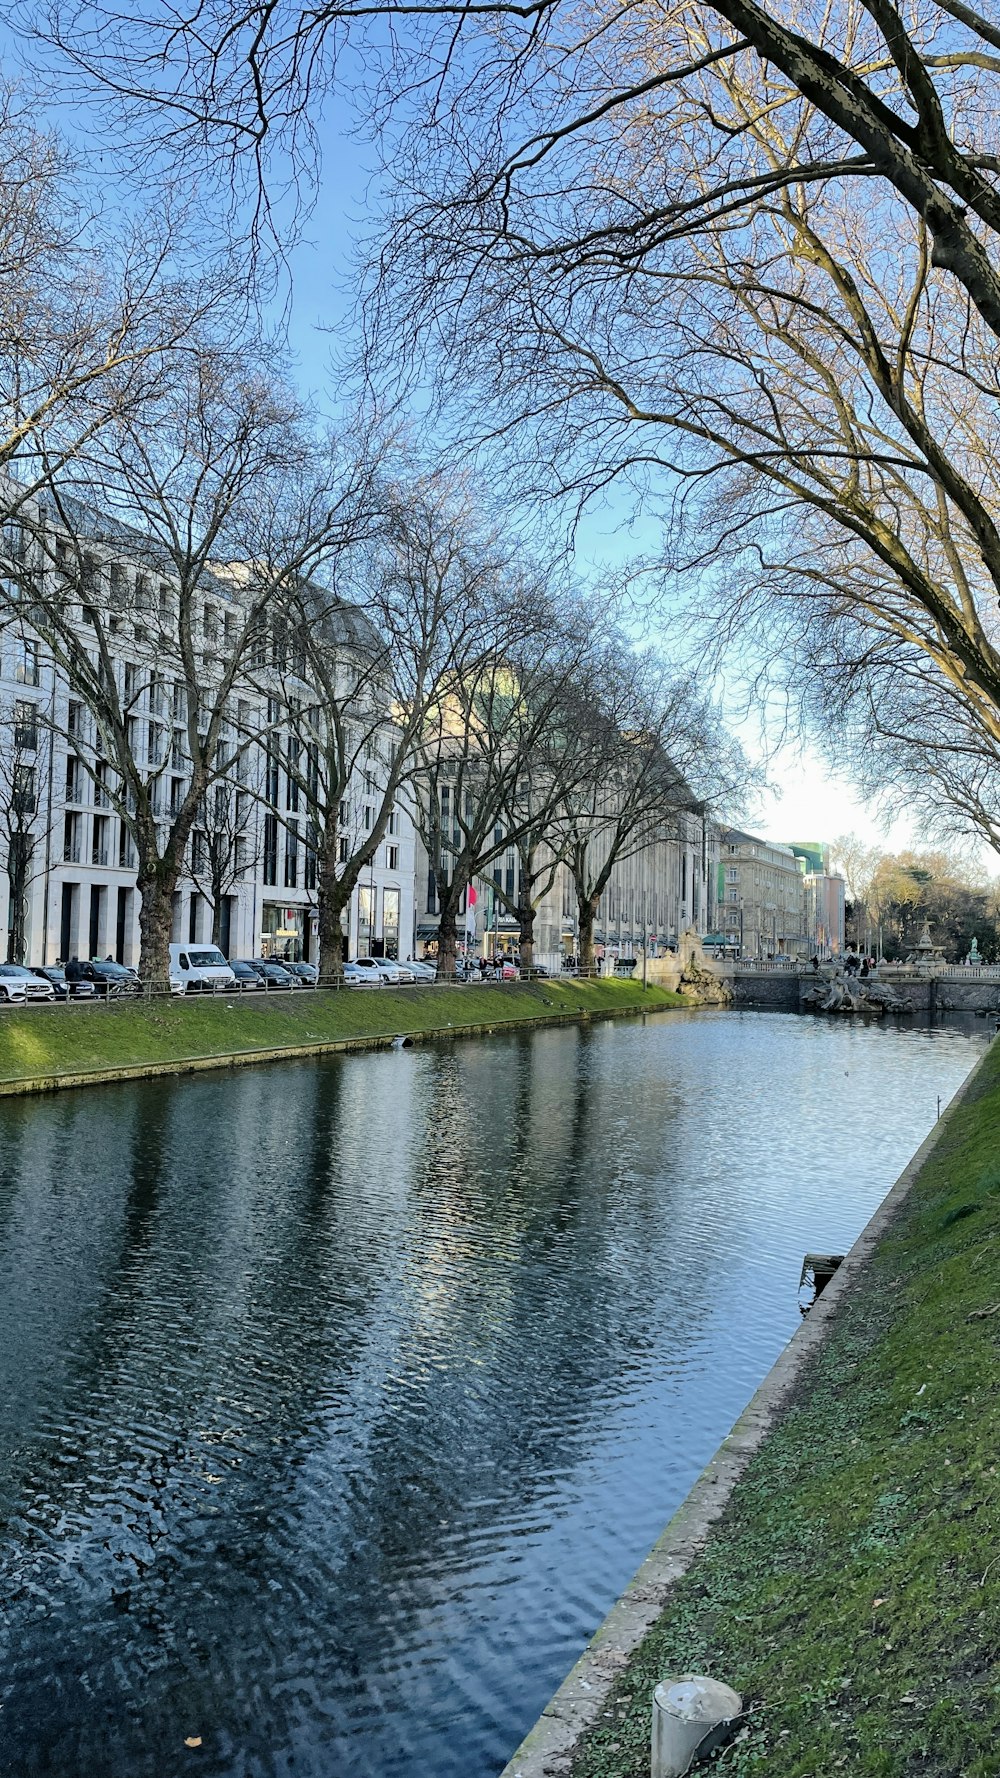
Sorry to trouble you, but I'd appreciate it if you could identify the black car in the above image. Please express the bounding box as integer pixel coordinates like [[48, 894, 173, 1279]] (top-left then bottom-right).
[[248, 959, 299, 989], [66, 960, 142, 998], [284, 961, 319, 986], [31, 966, 96, 1000], [228, 960, 264, 990]]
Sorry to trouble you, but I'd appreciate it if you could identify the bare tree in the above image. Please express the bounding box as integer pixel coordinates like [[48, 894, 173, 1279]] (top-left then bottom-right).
[[264, 482, 517, 977], [37, 0, 1000, 363], [190, 771, 264, 950], [0, 343, 374, 980], [555, 660, 745, 970], [0, 691, 50, 962], [44, 0, 1000, 821], [0, 80, 228, 506], [412, 570, 597, 979]]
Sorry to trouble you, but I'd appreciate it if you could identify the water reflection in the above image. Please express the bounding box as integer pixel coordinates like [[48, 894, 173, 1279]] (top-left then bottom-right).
[[0, 1011, 987, 1777]]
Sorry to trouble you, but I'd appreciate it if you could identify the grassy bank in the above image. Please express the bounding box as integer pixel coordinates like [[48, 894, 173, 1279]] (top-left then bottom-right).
[[0, 976, 686, 1091], [570, 1037, 1000, 1778]]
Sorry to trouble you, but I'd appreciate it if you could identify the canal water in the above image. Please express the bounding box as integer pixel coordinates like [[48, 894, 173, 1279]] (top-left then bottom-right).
[[0, 1009, 988, 1777]]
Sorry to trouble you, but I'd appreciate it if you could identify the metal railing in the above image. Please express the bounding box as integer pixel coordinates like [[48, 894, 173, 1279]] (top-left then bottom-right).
[[1, 965, 615, 1010]]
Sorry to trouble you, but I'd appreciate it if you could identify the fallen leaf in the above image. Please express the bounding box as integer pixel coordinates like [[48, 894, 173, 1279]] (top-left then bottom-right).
[[184, 1737, 202, 1749]]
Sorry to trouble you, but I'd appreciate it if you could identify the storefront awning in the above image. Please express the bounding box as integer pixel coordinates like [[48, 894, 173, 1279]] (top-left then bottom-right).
[[415, 923, 440, 938]]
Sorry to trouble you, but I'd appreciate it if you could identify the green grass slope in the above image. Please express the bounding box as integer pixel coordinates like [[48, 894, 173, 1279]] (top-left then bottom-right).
[[570, 1038, 1000, 1778], [0, 977, 685, 1087]]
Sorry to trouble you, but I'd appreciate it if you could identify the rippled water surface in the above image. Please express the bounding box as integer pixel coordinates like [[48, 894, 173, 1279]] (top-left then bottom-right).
[[0, 1009, 988, 1777]]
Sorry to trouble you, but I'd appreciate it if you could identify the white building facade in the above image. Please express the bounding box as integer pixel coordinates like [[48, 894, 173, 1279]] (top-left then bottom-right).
[[0, 514, 416, 969]]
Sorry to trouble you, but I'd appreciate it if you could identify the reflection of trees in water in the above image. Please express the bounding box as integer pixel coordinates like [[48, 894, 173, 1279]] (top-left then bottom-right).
[[0, 1027, 731, 1776], [0, 1057, 425, 1774], [351, 1024, 720, 1580]]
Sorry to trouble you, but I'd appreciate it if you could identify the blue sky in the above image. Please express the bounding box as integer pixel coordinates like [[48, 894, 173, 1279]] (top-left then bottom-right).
[[4, 26, 919, 863]]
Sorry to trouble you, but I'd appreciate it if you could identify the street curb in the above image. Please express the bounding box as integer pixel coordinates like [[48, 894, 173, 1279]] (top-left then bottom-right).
[[498, 1040, 994, 1778], [0, 993, 690, 1098]]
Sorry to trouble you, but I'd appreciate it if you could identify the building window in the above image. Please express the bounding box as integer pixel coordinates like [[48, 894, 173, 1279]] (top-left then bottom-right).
[[92, 815, 109, 867], [285, 820, 299, 888], [386, 844, 399, 872], [63, 811, 81, 863], [14, 639, 39, 686], [359, 884, 374, 948], [263, 813, 278, 886], [387, 809, 399, 836], [13, 764, 36, 814], [338, 835, 349, 863], [13, 700, 37, 750], [426, 868, 437, 915], [383, 887, 400, 960]]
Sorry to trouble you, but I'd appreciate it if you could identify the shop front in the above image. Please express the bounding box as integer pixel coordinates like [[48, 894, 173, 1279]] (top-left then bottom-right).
[[261, 904, 308, 962]]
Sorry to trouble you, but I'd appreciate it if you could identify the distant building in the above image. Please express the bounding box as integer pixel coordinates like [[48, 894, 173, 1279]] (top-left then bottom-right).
[[804, 872, 845, 957], [785, 839, 831, 875], [719, 829, 809, 958]]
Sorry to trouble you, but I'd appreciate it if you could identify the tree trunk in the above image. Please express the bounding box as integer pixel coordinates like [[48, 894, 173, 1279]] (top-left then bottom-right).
[[578, 894, 599, 972], [436, 896, 460, 980], [136, 861, 176, 983], [6, 835, 31, 962], [210, 897, 222, 947], [316, 835, 348, 978], [518, 899, 536, 974]]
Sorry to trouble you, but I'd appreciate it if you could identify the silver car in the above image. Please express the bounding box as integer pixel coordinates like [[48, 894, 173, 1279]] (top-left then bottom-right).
[[0, 964, 56, 1003]]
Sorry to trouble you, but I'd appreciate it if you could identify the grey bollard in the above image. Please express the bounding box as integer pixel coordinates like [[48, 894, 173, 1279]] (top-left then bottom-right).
[[651, 1676, 743, 1778]]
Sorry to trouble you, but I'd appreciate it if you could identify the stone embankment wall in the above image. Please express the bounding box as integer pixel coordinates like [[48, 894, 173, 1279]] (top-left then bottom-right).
[[725, 969, 1000, 1015], [734, 973, 801, 1010], [797, 976, 1000, 1014]]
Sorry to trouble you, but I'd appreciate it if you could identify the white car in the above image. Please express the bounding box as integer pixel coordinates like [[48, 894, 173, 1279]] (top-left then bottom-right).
[[344, 961, 383, 990], [0, 964, 56, 1003], [405, 959, 438, 982], [355, 956, 414, 985]]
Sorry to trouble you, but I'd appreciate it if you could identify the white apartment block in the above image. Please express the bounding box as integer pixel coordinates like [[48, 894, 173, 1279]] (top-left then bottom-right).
[[0, 509, 415, 970]]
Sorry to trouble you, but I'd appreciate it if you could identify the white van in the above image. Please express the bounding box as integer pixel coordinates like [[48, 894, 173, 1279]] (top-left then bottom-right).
[[167, 944, 236, 994]]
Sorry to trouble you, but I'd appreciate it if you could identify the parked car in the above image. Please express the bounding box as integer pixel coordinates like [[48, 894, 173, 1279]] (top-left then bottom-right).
[[284, 961, 319, 986], [168, 943, 236, 994], [228, 960, 264, 991], [405, 959, 438, 982], [354, 956, 415, 985], [343, 961, 383, 990], [78, 960, 142, 998], [0, 964, 55, 1003], [30, 965, 96, 1000], [248, 959, 300, 989]]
